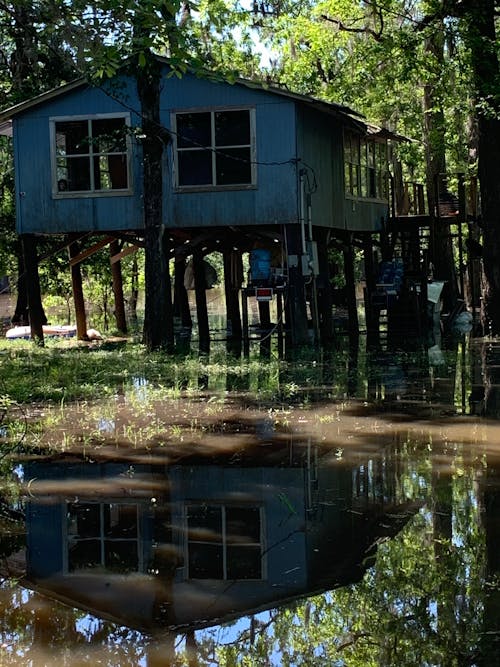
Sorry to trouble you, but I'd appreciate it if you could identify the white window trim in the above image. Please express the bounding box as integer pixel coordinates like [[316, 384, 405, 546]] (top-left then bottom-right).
[[172, 107, 257, 192], [50, 112, 133, 199]]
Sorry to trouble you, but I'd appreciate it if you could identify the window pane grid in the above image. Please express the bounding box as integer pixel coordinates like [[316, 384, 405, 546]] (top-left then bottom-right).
[[344, 132, 388, 200], [53, 116, 130, 194], [186, 504, 263, 580], [176, 110, 253, 188], [67, 501, 139, 573]]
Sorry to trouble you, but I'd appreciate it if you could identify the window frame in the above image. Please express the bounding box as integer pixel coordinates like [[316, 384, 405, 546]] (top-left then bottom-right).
[[344, 130, 388, 202], [50, 113, 133, 199], [64, 499, 143, 574], [184, 503, 265, 581], [172, 106, 257, 192]]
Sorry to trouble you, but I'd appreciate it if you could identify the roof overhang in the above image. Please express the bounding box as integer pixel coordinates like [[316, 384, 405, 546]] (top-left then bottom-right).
[[0, 120, 12, 137], [0, 78, 87, 126]]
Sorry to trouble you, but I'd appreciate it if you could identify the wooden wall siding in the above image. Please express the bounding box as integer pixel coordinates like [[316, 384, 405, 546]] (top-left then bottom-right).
[[344, 197, 389, 232], [11, 67, 388, 235], [14, 78, 143, 235], [164, 76, 299, 228], [296, 105, 346, 230]]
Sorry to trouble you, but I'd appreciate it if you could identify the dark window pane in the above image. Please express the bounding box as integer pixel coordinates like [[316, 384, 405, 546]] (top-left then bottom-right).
[[216, 148, 251, 185], [93, 155, 128, 190], [178, 151, 212, 186], [188, 543, 223, 578], [68, 539, 101, 571], [92, 118, 127, 152], [227, 546, 261, 579], [105, 540, 138, 572], [187, 505, 222, 541], [226, 507, 260, 543], [177, 113, 211, 148], [215, 110, 250, 146], [68, 503, 100, 538], [64, 156, 91, 191], [103, 504, 137, 538], [55, 121, 89, 155]]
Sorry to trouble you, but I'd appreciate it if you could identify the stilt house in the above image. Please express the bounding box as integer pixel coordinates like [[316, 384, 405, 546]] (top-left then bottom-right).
[[0, 58, 400, 345]]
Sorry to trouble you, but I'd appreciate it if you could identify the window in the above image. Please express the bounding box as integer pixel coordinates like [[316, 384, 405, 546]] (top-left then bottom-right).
[[186, 504, 263, 580], [344, 131, 388, 200], [66, 501, 140, 573], [51, 115, 131, 195], [344, 132, 360, 197], [174, 109, 255, 189]]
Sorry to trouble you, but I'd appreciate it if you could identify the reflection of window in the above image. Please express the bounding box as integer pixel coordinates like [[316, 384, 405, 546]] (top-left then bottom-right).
[[186, 505, 263, 579], [51, 115, 130, 195], [344, 131, 388, 200], [66, 502, 140, 573], [174, 109, 255, 189]]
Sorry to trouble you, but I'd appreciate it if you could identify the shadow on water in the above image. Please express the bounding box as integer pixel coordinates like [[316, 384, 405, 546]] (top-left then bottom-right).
[[2, 332, 500, 663]]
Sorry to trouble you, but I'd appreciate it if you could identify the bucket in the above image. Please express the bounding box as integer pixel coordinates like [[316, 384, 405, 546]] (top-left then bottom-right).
[[250, 248, 271, 285]]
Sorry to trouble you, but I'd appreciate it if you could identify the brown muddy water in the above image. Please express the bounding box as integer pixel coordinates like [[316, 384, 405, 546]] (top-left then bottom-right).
[[1, 334, 500, 665]]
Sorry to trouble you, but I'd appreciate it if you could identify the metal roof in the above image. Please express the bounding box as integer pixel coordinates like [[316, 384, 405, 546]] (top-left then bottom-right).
[[0, 59, 404, 141]]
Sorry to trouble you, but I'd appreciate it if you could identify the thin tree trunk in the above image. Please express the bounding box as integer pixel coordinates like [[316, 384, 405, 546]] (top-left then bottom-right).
[[110, 240, 127, 334], [423, 25, 458, 312]]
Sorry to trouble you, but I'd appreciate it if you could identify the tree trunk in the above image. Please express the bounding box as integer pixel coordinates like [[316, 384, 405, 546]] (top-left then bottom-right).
[[109, 240, 127, 334], [137, 56, 174, 352], [422, 24, 459, 312], [463, 1, 500, 335]]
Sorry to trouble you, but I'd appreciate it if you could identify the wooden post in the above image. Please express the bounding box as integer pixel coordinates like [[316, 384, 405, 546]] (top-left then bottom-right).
[[362, 233, 377, 336], [109, 240, 127, 334], [21, 234, 44, 345], [343, 233, 359, 338], [285, 226, 309, 345], [67, 235, 88, 340], [223, 249, 242, 339], [174, 253, 192, 329], [192, 249, 210, 352], [316, 229, 334, 343]]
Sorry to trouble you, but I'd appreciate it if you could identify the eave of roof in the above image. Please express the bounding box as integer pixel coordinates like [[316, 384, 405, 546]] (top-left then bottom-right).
[[0, 78, 89, 126], [0, 120, 12, 137], [0, 59, 400, 140]]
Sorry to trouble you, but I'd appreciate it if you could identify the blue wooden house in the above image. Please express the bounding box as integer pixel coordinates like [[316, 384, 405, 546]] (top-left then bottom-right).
[[23, 441, 418, 632], [0, 58, 399, 344]]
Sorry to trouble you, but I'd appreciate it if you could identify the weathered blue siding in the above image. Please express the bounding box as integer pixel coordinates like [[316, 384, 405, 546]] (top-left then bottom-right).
[[296, 105, 345, 230], [162, 74, 299, 228], [14, 78, 144, 235], [10, 66, 389, 235]]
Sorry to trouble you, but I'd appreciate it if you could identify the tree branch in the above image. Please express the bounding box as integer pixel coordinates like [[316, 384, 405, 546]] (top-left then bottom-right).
[[320, 14, 383, 42]]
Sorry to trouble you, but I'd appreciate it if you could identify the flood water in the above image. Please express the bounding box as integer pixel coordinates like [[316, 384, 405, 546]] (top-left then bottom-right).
[[2, 333, 500, 665]]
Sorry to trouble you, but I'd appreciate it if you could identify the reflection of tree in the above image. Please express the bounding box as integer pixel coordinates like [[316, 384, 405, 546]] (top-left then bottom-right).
[[203, 458, 486, 666]]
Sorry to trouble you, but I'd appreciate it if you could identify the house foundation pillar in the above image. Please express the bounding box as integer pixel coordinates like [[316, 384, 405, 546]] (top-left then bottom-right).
[[193, 248, 210, 352], [67, 235, 88, 341], [21, 234, 45, 345], [285, 226, 309, 345]]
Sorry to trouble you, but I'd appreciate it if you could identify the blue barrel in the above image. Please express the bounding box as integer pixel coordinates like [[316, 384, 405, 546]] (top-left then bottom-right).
[[250, 248, 271, 285]]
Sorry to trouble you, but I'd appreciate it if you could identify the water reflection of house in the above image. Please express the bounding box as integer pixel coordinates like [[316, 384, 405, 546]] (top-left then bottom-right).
[[23, 445, 418, 632]]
